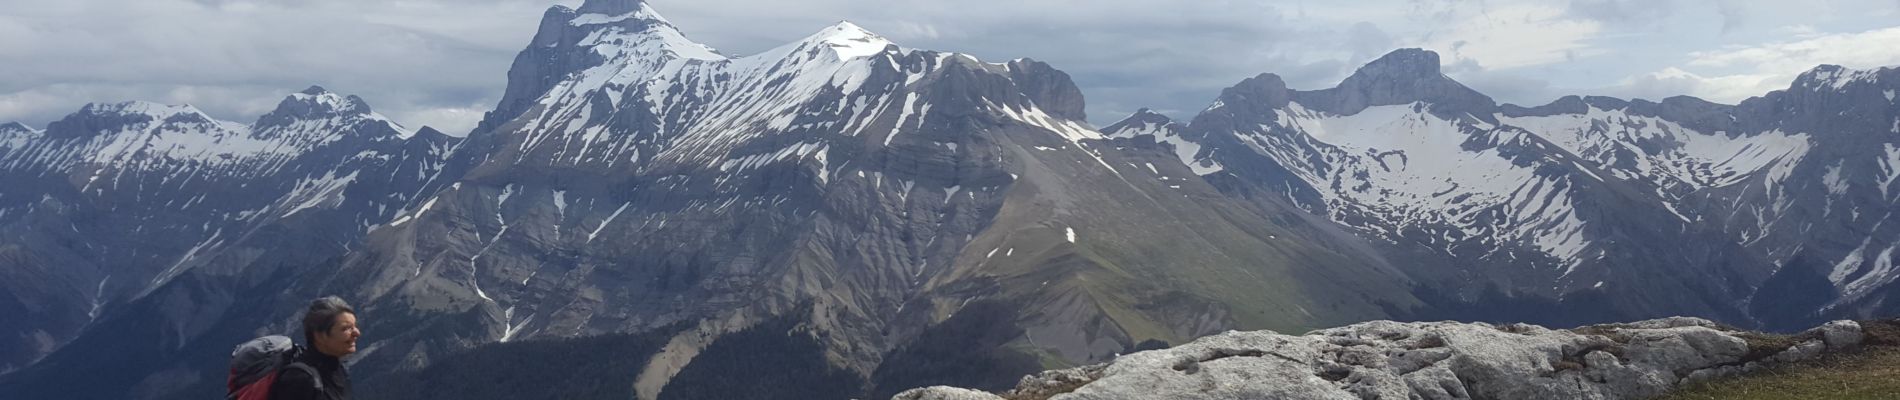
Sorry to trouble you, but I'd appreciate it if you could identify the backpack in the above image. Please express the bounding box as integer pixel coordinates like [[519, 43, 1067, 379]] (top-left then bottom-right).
[[227, 335, 321, 400]]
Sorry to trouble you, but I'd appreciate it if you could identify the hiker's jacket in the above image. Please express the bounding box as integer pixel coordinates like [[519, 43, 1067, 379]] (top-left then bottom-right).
[[269, 348, 351, 400]]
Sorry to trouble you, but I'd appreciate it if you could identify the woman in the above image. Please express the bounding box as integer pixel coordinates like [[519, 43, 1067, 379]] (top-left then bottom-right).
[[272, 296, 360, 400]]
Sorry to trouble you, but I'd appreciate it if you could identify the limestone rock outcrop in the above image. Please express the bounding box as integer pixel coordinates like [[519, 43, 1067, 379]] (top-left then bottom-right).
[[895, 318, 1867, 400]]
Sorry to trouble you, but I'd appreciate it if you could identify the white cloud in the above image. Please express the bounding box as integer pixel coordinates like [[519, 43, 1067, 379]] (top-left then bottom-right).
[[0, 0, 546, 131], [1618, 67, 1779, 103], [1414, 4, 1606, 70], [1, 0, 1895, 130], [396, 105, 489, 136], [1687, 26, 1900, 71], [1625, 26, 1900, 103]]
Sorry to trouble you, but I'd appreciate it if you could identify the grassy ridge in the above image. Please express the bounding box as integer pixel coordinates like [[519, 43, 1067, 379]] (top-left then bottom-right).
[[1656, 320, 1900, 400]]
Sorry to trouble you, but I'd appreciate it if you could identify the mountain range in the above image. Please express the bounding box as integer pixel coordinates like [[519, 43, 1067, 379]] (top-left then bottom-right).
[[1, 0, 1896, 398]]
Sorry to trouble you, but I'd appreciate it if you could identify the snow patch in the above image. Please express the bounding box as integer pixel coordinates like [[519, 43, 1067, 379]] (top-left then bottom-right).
[[805, 21, 895, 61], [1500, 106, 1812, 194], [1823, 163, 1849, 195], [589, 202, 632, 243], [1830, 238, 1879, 287], [88, 275, 111, 320], [389, 195, 440, 227], [1809, 67, 1879, 91], [278, 170, 361, 219], [500, 307, 535, 343], [1266, 102, 1595, 268]]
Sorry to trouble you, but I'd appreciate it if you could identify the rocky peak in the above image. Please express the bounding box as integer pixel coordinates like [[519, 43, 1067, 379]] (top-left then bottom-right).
[[479, 0, 718, 135], [1002, 58, 1090, 122], [1500, 95, 1589, 117], [1793, 64, 1885, 92], [1293, 48, 1496, 117], [795, 21, 896, 61], [1352, 48, 1443, 78], [411, 126, 448, 140], [561, 0, 713, 61], [1729, 64, 1897, 135], [0, 122, 37, 136], [1500, 94, 1739, 134], [1121, 108, 1174, 125], [1215, 73, 1294, 112], [1102, 108, 1178, 138], [575, 0, 646, 15], [42, 101, 219, 139], [253, 87, 412, 141], [264, 86, 373, 119], [1181, 73, 1294, 132], [0, 122, 37, 151], [81, 101, 209, 119]]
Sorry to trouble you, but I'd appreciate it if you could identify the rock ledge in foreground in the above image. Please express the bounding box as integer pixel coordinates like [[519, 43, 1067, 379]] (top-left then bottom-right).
[[894, 317, 1867, 400]]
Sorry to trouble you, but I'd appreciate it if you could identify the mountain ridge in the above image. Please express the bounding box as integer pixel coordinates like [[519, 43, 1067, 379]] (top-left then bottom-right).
[[1, 3, 1897, 400]]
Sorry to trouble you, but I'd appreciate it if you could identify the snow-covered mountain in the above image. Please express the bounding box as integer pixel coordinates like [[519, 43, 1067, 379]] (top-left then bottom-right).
[[318, 2, 1415, 398], [1108, 49, 1899, 330], [2, 1, 1897, 399], [1, 2, 1412, 398], [0, 86, 458, 374]]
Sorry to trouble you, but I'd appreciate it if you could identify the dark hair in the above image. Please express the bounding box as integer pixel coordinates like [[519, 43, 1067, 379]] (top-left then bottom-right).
[[301, 296, 355, 345]]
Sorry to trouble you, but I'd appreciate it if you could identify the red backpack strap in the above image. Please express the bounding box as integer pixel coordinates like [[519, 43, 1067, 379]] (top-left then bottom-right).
[[230, 370, 280, 400]]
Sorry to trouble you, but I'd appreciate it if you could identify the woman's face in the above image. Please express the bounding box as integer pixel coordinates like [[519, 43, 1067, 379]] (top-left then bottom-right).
[[314, 312, 360, 357]]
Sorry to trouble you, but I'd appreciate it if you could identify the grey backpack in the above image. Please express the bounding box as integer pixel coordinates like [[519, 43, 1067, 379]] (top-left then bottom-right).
[[227, 335, 319, 400]]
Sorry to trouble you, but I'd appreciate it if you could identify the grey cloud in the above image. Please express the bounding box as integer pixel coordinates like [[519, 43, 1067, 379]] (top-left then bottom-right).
[[4, 0, 1894, 134], [1456, 70, 1559, 107], [0, 0, 556, 134], [1716, 0, 1748, 33], [1435, 56, 1566, 108], [1564, 0, 1679, 28], [1346, 22, 1396, 62]]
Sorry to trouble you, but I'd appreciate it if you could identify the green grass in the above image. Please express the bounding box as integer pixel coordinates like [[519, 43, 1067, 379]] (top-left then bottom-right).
[[1655, 320, 1900, 400]]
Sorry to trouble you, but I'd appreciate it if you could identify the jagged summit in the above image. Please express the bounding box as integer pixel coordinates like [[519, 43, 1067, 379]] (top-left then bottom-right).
[[79, 101, 209, 119], [481, 0, 722, 131], [0, 122, 36, 134], [566, 0, 680, 31], [35, 101, 226, 139], [1102, 108, 1185, 142], [1349, 48, 1443, 79], [1289, 48, 1496, 116], [253, 87, 416, 140], [1793, 64, 1890, 91], [274, 86, 373, 116], [1207, 73, 1293, 113], [1105, 108, 1174, 130], [732, 20, 904, 65], [576, 0, 646, 15], [412, 125, 449, 139]]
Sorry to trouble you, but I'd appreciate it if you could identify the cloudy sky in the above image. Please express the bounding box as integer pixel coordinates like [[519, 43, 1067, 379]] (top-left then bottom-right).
[[3, 0, 1898, 133]]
